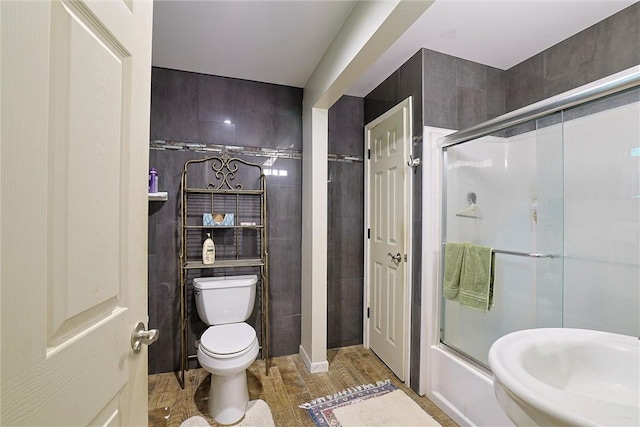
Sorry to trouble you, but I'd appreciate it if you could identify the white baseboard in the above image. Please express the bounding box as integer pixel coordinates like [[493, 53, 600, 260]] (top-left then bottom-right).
[[299, 345, 329, 373]]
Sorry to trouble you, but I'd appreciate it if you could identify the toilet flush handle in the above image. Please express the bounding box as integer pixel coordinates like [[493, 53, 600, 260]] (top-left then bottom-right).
[[131, 322, 159, 354]]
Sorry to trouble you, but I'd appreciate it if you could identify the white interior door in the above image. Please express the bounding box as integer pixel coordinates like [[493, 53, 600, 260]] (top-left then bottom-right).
[[366, 99, 411, 381], [1, 1, 153, 425]]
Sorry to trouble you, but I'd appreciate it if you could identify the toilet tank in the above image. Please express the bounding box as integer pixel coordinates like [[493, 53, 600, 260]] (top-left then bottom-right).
[[193, 275, 258, 325]]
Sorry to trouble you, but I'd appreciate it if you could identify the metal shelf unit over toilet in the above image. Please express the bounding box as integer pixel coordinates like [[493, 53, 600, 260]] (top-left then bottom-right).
[[178, 153, 270, 389]]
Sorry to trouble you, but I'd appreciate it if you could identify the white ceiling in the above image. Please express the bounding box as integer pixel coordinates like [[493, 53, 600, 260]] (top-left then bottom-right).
[[152, 0, 638, 98]]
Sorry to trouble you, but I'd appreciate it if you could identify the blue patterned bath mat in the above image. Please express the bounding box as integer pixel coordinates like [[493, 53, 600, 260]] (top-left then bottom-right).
[[299, 380, 396, 427]]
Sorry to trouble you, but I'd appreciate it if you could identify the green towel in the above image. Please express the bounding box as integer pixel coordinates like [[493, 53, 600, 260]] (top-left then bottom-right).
[[444, 242, 465, 300], [459, 243, 495, 312]]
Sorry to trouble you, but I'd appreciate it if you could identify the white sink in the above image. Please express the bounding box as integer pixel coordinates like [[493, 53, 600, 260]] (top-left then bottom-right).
[[488, 328, 639, 426]]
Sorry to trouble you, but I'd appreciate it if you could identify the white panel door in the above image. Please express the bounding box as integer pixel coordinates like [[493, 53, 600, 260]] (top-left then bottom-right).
[[368, 103, 409, 381], [1, 0, 153, 425]]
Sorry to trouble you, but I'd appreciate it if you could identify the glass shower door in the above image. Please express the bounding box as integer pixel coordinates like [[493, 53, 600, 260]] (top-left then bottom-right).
[[441, 114, 564, 368]]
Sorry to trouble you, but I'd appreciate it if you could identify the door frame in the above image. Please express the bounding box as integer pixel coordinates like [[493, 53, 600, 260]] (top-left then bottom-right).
[[363, 97, 413, 385]]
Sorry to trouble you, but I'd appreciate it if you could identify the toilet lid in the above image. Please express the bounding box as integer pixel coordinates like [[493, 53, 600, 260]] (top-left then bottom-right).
[[200, 323, 256, 355]]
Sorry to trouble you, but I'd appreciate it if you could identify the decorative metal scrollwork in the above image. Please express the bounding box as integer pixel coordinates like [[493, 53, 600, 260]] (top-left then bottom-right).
[[183, 152, 263, 191], [207, 153, 244, 190]]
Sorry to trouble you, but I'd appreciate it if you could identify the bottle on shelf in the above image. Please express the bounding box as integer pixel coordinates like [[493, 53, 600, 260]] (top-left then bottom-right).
[[149, 168, 158, 193], [202, 232, 215, 265]]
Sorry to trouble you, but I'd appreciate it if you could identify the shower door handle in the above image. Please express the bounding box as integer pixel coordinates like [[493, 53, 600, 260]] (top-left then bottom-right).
[[388, 252, 402, 262]]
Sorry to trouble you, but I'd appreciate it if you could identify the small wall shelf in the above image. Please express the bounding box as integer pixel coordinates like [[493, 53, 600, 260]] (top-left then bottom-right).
[[148, 191, 168, 201]]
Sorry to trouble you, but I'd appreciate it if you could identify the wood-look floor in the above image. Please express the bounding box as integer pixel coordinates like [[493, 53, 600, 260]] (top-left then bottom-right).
[[148, 345, 458, 427]]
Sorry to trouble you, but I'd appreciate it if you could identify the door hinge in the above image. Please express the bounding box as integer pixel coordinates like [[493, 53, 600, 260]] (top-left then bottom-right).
[[367, 149, 371, 160], [367, 228, 370, 239], [367, 307, 370, 318]]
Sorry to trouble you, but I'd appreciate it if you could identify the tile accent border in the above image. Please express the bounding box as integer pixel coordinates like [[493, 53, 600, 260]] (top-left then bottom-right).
[[150, 140, 363, 163], [327, 153, 364, 163], [150, 139, 302, 159]]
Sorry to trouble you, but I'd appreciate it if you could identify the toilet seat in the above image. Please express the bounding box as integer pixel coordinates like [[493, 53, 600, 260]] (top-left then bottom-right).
[[200, 323, 257, 359]]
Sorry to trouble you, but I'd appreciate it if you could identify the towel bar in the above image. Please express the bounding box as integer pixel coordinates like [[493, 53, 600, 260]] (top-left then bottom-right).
[[492, 249, 555, 258], [442, 243, 555, 259]]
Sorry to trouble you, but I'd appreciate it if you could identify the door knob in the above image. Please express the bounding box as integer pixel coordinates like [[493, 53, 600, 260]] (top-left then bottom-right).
[[131, 322, 159, 354], [388, 252, 402, 262]]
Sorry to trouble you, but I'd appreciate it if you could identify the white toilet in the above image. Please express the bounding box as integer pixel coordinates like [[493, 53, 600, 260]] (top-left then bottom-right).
[[193, 275, 260, 425]]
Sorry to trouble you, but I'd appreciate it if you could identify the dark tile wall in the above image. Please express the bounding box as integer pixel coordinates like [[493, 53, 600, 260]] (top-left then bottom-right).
[[150, 68, 302, 150], [364, 50, 423, 138], [506, 2, 640, 112], [423, 48, 506, 130], [148, 68, 303, 374], [329, 96, 365, 156], [266, 156, 303, 357], [327, 96, 365, 349], [148, 70, 365, 374]]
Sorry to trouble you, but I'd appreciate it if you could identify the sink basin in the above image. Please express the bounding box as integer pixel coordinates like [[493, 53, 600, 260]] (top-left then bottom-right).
[[488, 328, 639, 426]]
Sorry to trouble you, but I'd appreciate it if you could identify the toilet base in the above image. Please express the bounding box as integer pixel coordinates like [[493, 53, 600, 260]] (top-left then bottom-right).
[[209, 370, 249, 425]]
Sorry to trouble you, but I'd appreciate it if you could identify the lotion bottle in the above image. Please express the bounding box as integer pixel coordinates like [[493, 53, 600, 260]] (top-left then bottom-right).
[[202, 233, 215, 265]]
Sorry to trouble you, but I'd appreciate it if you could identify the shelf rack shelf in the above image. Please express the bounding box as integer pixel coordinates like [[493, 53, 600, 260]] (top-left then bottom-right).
[[178, 154, 269, 389], [183, 259, 265, 269], [183, 225, 264, 230]]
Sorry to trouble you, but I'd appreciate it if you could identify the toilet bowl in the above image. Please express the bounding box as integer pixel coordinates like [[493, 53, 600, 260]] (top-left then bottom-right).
[[193, 275, 259, 425], [197, 323, 259, 424]]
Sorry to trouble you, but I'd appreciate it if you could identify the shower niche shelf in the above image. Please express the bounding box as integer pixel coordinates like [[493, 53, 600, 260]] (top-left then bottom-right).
[[178, 154, 269, 389]]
